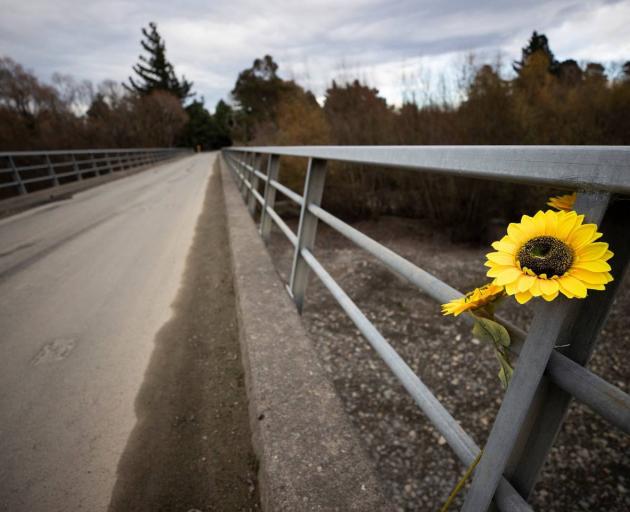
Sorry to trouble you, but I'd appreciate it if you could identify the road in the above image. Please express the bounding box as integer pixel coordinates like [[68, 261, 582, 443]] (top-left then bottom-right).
[[0, 152, 257, 511]]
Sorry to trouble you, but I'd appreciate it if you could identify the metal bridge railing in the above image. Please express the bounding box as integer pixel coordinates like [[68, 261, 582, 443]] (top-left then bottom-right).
[[0, 148, 191, 199], [222, 145, 630, 511]]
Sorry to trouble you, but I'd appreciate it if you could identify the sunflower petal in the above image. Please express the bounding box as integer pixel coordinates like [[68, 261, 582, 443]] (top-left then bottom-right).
[[486, 252, 515, 265], [574, 260, 612, 272], [494, 267, 523, 286], [559, 275, 587, 298], [487, 265, 514, 278], [576, 242, 609, 261], [569, 224, 599, 249], [542, 291, 559, 301], [491, 236, 518, 254], [569, 268, 610, 284], [539, 278, 560, 296], [556, 211, 579, 240], [515, 292, 533, 304], [517, 274, 536, 293], [529, 278, 543, 297], [532, 210, 546, 234], [558, 280, 575, 298], [544, 210, 558, 235], [507, 223, 528, 245], [505, 281, 518, 295]]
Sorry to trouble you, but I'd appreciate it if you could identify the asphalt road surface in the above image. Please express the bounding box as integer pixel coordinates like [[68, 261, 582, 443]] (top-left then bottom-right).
[[0, 153, 257, 511]]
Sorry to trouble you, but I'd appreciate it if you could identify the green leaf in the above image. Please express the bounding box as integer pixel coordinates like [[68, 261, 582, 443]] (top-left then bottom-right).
[[498, 367, 509, 388], [495, 349, 514, 388], [472, 318, 511, 348]]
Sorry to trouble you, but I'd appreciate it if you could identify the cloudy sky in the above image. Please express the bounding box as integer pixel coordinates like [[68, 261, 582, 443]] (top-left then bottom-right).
[[1, 0, 628, 110]]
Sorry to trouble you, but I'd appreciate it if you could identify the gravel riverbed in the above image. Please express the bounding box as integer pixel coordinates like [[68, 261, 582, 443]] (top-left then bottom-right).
[[266, 215, 629, 512]]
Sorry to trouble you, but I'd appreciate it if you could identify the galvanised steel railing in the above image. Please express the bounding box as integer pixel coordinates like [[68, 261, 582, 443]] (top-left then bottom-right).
[[0, 148, 191, 199], [222, 146, 630, 511]]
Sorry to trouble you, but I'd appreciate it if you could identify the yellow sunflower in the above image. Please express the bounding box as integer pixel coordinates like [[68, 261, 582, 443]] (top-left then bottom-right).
[[547, 192, 576, 211], [442, 283, 504, 316], [486, 210, 613, 304]]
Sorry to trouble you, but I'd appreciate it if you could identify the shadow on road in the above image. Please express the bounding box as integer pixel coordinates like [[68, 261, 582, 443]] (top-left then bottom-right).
[[108, 162, 260, 512]]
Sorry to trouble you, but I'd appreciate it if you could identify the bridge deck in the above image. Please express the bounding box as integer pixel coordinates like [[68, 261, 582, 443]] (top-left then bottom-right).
[[0, 154, 257, 511]]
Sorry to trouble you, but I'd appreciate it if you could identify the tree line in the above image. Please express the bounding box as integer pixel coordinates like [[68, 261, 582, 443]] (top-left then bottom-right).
[[2, 28, 628, 236], [229, 32, 630, 238]]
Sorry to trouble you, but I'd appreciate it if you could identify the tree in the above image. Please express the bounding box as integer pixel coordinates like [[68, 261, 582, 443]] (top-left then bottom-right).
[[459, 64, 520, 144], [324, 80, 394, 145], [513, 31, 558, 75], [557, 59, 583, 87], [131, 91, 188, 146], [212, 100, 233, 147], [125, 22, 193, 102], [178, 99, 232, 150], [230, 55, 294, 140]]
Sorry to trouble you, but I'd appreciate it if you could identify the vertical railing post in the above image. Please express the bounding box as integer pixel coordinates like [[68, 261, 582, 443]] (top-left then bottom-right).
[[45, 154, 59, 186], [104, 153, 112, 174], [237, 153, 246, 195], [90, 153, 99, 176], [462, 193, 616, 511], [500, 193, 629, 501], [248, 153, 263, 215], [260, 155, 280, 242], [8, 155, 27, 195], [117, 152, 124, 171], [236, 153, 249, 199], [243, 152, 254, 200], [289, 158, 327, 313], [246, 152, 255, 201], [234, 153, 244, 190], [72, 154, 82, 180]]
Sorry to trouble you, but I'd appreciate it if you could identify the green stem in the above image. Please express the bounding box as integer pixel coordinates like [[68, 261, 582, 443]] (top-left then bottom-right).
[[439, 450, 483, 512]]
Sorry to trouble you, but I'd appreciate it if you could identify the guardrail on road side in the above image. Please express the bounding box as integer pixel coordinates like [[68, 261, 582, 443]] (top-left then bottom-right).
[[0, 148, 191, 200], [222, 145, 630, 512]]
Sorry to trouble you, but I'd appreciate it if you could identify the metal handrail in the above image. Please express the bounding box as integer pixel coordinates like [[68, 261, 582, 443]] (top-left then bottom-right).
[[0, 148, 191, 199], [222, 146, 630, 511], [228, 145, 630, 194], [0, 148, 183, 156]]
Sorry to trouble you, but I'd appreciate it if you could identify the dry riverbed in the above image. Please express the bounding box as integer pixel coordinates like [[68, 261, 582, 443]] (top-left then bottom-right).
[[266, 214, 629, 512]]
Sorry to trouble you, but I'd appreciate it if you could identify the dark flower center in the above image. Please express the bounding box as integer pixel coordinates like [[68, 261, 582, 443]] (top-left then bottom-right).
[[517, 236, 573, 277]]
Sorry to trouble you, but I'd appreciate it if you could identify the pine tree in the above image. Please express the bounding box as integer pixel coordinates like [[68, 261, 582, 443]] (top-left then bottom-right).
[[513, 31, 559, 75], [125, 22, 193, 102]]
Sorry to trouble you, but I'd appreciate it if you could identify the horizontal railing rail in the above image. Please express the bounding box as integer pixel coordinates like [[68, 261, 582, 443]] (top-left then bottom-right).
[[0, 147, 192, 200], [221, 145, 630, 511]]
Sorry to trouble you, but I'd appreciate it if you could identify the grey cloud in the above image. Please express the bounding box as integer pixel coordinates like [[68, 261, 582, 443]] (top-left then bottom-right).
[[0, 0, 626, 110]]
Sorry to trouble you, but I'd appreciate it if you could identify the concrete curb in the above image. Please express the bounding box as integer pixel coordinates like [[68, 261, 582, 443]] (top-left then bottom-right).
[[219, 156, 393, 511], [0, 156, 187, 219]]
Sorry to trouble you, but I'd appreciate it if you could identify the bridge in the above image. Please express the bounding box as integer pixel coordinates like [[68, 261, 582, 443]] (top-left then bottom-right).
[[0, 146, 629, 511]]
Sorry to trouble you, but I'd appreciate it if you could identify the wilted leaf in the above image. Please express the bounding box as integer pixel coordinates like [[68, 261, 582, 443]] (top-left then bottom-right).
[[472, 317, 511, 348]]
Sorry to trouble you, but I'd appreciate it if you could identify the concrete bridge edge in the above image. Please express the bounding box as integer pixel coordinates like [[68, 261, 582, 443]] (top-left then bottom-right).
[[218, 155, 393, 511]]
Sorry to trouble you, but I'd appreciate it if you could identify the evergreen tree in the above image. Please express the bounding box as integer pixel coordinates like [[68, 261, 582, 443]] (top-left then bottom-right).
[[178, 99, 232, 149], [513, 31, 558, 75], [125, 22, 193, 102], [213, 99, 233, 142]]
